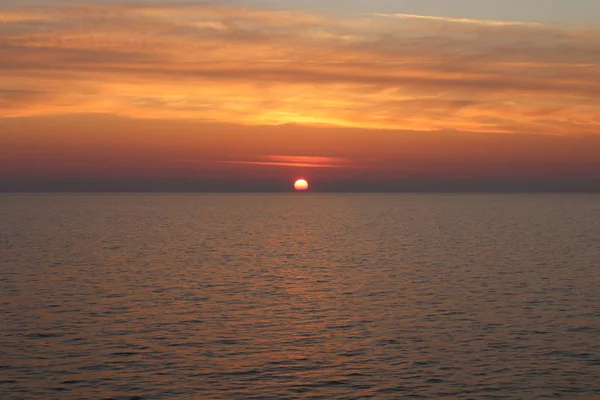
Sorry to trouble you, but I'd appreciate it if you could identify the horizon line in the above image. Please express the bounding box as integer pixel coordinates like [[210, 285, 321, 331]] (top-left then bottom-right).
[[2, 191, 599, 194]]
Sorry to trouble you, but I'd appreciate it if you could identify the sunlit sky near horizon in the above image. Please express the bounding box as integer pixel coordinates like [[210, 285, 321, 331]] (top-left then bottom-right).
[[1, 0, 599, 191]]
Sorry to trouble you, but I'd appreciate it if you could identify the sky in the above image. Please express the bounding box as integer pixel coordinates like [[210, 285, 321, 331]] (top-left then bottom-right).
[[251, 0, 600, 24], [1, 0, 599, 192]]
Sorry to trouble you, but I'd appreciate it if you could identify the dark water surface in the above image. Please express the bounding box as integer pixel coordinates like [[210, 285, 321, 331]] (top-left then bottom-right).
[[1, 194, 600, 399]]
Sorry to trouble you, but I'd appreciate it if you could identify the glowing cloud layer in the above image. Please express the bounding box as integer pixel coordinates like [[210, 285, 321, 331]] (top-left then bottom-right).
[[183, 155, 346, 168], [1, 2, 599, 136]]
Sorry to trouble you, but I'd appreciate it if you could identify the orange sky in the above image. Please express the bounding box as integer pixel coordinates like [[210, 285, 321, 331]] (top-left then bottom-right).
[[1, 2, 599, 191]]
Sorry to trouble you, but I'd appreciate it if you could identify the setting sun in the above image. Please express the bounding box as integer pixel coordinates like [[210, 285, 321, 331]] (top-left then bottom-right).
[[294, 179, 309, 191]]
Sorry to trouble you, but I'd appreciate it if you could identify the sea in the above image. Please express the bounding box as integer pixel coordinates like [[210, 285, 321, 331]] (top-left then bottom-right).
[[1, 194, 599, 400]]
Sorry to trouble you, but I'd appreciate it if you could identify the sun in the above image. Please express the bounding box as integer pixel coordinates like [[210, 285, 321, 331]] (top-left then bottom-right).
[[294, 179, 309, 191]]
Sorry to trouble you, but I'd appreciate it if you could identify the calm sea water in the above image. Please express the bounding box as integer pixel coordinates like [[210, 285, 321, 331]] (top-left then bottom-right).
[[1, 194, 600, 400]]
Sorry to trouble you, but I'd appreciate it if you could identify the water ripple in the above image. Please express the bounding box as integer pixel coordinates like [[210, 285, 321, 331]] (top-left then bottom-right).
[[1, 194, 600, 399]]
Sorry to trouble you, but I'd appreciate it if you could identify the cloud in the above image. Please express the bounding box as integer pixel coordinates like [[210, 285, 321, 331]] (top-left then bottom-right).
[[180, 155, 347, 169], [0, 89, 50, 109], [1, 2, 599, 135], [374, 13, 541, 27]]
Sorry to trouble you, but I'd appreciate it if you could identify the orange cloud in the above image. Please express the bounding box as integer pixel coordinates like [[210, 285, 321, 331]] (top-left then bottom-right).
[[180, 155, 347, 169], [0, 2, 599, 136]]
